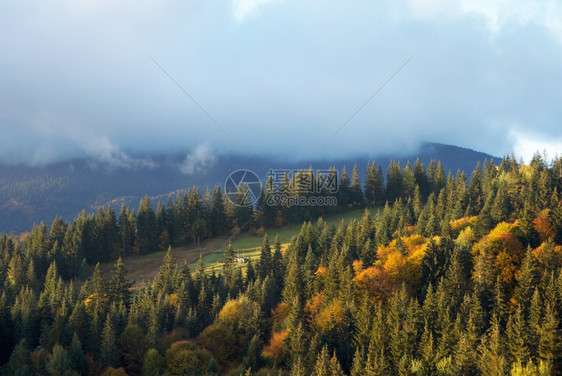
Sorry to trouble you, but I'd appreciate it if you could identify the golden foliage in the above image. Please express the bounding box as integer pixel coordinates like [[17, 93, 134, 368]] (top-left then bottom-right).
[[84, 293, 97, 307], [314, 298, 345, 330], [472, 222, 525, 285], [218, 296, 258, 330], [353, 266, 392, 302], [450, 216, 477, 232], [271, 302, 291, 330], [166, 293, 179, 309], [533, 241, 562, 269], [534, 211, 555, 242], [352, 260, 364, 274], [304, 292, 324, 327], [262, 329, 288, 361], [374, 235, 428, 289], [315, 266, 328, 277]]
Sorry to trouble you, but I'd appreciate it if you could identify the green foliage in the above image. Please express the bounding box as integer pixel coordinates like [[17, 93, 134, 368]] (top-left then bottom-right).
[[1, 155, 562, 375]]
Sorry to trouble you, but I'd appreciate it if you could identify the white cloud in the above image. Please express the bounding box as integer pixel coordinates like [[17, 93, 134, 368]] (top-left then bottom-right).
[[510, 129, 562, 163], [233, 0, 274, 22], [408, 0, 562, 42], [180, 145, 216, 175], [79, 137, 158, 169]]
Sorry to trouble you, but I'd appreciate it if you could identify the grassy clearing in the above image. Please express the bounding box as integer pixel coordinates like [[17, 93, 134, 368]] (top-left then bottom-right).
[[191, 207, 378, 273], [99, 207, 379, 284], [98, 237, 229, 287]]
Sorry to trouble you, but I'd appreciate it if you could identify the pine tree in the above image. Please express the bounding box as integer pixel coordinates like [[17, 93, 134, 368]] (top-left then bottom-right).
[[107, 257, 133, 305], [386, 161, 403, 203], [258, 234, 272, 280], [514, 247, 538, 310], [400, 162, 415, 199], [339, 166, 351, 208], [290, 356, 307, 376], [243, 334, 262, 371], [47, 343, 71, 375], [312, 345, 330, 376], [100, 314, 118, 368], [477, 314, 508, 376], [329, 351, 345, 376], [350, 164, 364, 208], [282, 253, 303, 305], [538, 304, 561, 369], [467, 162, 484, 214], [507, 306, 530, 363], [136, 197, 158, 254], [142, 348, 164, 376], [350, 348, 365, 376], [519, 201, 540, 247], [287, 321, 307, 370], [156, 202, 168, 250], [155, 246, 178, 295], [414, 159, 429, 199], [119, 206, 136, 254]]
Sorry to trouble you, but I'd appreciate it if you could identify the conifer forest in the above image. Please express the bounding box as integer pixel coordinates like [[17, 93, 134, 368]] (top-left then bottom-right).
[[1, 155, 562, 376]]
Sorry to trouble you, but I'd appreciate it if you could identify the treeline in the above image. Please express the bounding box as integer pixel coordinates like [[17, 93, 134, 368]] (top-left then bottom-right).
[[4, 158, 463, 281], [0, 154, 561, 375]]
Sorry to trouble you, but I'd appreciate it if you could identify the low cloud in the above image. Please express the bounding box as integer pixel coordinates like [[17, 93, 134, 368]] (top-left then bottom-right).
[[232, 0, 275, 22], [510, 130, 562, 163], [179, 145, 216, 175], [1, 1, 561, 165]]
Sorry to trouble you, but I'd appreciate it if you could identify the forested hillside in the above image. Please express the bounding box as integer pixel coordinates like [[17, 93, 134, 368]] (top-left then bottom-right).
[[0, 142, 494, 232], [1, 155, 562, 376]]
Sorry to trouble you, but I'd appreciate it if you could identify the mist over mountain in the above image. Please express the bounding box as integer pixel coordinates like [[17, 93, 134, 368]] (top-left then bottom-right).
[[0, 142, 496, 233]]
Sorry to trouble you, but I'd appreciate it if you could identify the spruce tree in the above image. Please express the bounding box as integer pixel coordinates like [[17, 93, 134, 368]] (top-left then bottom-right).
[[107, 257, 133, 306], [338, 166, 351, 208], [507, 306, 530, 363], [258, 234, 272, 280], [350, 164, 364, 208], [313, 345, 330, 376], [100, 314, 118, 368], [136, 197, 158, 254]]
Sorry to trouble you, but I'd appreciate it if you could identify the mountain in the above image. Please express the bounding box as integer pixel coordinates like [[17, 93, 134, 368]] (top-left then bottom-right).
[[0, 142, 497, 233]]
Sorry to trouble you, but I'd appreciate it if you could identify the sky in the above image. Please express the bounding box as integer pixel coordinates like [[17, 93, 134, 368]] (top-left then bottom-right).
[[1, 0, 561, 166]]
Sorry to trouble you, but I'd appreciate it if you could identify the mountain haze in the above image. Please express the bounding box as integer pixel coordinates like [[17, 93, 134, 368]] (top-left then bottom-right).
[[0, 142, 496, 233]]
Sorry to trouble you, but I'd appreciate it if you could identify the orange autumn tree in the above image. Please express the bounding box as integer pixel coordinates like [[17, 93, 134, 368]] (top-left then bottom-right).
[[534, 209, 556, 242], [472, 222, 525, 286], [533, 238, 562, 271], [450, 216, 478, 236], [353, 234, 429, 300], [262, 329, 288, 363]]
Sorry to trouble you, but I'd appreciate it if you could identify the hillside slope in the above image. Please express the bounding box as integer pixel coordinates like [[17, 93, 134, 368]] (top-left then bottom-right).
[[0, 142, 496, 232]]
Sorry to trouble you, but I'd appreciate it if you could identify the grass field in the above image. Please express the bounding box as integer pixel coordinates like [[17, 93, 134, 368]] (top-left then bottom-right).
[[100, 208, 378, 285], [188, 207, 377, 273]]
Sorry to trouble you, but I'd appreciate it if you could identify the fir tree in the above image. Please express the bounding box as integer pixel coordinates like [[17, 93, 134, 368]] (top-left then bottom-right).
[[100, 314, 119, 368], [136, 197, 158, 254], [107, 257, 133, 305]]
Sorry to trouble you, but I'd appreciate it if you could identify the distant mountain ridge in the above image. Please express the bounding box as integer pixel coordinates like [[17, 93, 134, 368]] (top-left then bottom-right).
[[0, 142, 497, 233]]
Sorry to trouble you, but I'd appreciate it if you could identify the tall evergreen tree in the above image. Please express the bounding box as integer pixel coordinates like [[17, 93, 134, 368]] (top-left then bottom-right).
[[136, 197, 158, 254], [107, 257, 133, 305], [350, 164, 364, 208]]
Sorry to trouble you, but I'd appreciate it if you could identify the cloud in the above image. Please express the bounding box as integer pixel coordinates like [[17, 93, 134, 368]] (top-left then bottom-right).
[[232, 0, 274, 21], [407, 0, 562, 42], [1, 1, 561, 165], [510, 130, 562, 163], [180, 145, 216, 175]]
